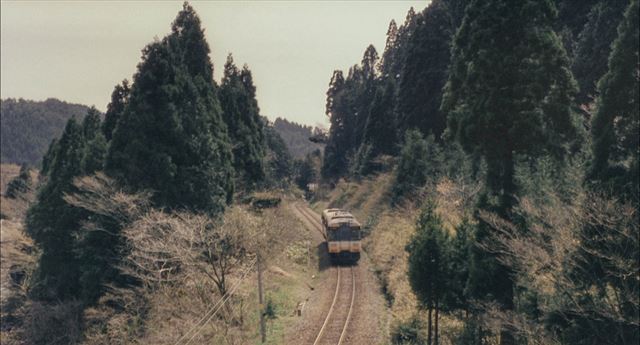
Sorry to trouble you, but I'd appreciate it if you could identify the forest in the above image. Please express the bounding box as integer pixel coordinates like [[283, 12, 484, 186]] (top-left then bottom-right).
[[0, 0, 637, 344], [0, 98, 92, 165], [272, 117, 324, 159]]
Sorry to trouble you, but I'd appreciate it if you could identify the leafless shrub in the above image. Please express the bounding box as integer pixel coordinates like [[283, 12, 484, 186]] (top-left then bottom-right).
[[122, 202, 292, 288], [478, 191, 639, 342], [81, 286, 149, 345], [64, 172, 151, 228], [473, 300, 559, 345]]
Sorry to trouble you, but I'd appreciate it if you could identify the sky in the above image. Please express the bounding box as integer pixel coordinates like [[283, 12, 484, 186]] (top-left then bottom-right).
[[1, 0, 428, 127]]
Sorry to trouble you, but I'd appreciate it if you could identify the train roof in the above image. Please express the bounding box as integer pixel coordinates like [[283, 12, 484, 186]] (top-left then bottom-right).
[[326, 212, 361, 228], [322, 208, 344, 219]]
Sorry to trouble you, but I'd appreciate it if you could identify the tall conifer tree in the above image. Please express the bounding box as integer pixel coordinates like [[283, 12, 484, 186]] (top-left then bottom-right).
[[363, 79, 397, 156], [589, 0, 639, 199], [107, 2, 234, 214], [81, 108, 107, 174], [396, 0, 468, 139], [219, 55, 266, 188], [572, 0, 628, 105], [442, 1, 579, 342], [322, 70, 350, 180], [102, 80, 130, 141], [27, 118, 85, 300], [443, 0, 578, 211]]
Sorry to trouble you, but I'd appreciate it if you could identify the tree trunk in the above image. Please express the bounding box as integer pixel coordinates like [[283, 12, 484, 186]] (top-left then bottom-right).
[[501, 149, 517, 213], [427, 307, 433, 345], [499, 148, 516, 345], [435, 301, 439, 345], [500, 330, 515, 345], [499, 287, 515, 345]]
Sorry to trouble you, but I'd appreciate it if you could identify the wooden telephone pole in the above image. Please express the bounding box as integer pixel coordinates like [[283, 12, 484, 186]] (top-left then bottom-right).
[[258, 255, 266, 343]]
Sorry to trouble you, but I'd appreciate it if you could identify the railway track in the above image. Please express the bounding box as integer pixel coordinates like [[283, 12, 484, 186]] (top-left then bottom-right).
[[312, 266, 355, 345], [294, 203, 325, 237], [293, 203, 357, 345]]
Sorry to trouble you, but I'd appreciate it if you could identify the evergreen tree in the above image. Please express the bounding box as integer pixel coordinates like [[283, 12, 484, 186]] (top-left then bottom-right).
[[295, 154, 316, 193], [442, 1, 579, 342], [380, 7, 418, 81], [445, 218, 472, 313], [102, 80, 130, 141], [82, 134, 107, 175], [379, 19, 399, 79], [554, 0, 603, 58], [572, 0, 628, 105], [219, 55, 266, 188], [589, 0, 639, 200], [40, 138, 59, 177], [406, 200, 450, 345], [396, 0, 467, 139], [443, 0, 579, 211], [353, 45, 379, 149], [575, 4, 639, 340], [392, 130, 440, 202], [349, 142, 374, 178], [81, 107, 102, 141], [5, 164, 32, 199], [322, 70, 351, 180], [263, 121, 294, 187], [26, 118, 85, 300], [363, 79, 397, 157], [107, 2, 234, 214]]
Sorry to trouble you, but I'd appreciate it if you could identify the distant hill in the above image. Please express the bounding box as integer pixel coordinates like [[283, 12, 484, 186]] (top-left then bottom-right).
[[1, 98, 93, 165], [272, 117, 323, 159]]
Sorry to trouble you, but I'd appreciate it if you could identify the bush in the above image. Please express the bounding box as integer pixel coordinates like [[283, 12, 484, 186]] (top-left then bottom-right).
[[391, 317, 422, 344], [5, 165, 32, 199], [392, 130, 442, 204], [23, 300, 83, 345]]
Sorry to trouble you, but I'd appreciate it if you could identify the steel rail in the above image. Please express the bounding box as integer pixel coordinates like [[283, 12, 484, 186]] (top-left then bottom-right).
[[338, 267, 355, 345], [312, 266, 341, 345]]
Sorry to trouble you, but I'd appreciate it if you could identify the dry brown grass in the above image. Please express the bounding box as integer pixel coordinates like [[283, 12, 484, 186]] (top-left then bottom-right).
[[435, 177, 480, 235], [1, 163, 38, 221], [0, 164, 38, 345]]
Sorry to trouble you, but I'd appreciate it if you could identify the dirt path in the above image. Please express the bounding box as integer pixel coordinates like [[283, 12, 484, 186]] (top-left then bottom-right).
[[286, 203, 388, 345]]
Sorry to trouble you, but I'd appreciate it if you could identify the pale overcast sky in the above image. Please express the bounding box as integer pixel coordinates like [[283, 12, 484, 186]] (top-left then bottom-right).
[[1, 1, 427, 126]]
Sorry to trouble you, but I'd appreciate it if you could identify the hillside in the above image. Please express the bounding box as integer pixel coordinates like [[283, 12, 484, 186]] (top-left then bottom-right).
[[1, 98, 93, 165], [272, 117, 324, 159]]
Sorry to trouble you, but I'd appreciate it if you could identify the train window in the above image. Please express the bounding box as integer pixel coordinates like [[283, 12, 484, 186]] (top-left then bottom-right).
[[327, 224, 361, 242]]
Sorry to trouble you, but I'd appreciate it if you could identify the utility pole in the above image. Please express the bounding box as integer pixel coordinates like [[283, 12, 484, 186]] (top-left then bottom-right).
[[258, 254, 266, 343]]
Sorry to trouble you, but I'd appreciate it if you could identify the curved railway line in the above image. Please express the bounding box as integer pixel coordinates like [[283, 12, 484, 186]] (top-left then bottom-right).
[[293, 203, 357, 345]]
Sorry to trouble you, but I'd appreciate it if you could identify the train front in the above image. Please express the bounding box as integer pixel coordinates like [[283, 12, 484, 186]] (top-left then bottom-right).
[[325, 211, 361, 263]]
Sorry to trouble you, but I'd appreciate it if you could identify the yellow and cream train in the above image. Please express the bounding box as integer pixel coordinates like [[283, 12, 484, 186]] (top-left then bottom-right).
[[321, 208, 361, 262]]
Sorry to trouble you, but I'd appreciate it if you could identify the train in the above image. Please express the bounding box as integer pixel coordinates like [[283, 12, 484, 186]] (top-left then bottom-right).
[[321, 208, 361, 262]]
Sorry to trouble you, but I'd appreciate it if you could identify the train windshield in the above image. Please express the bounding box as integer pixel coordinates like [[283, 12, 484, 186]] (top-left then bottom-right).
[[327, 224, 360, 241]]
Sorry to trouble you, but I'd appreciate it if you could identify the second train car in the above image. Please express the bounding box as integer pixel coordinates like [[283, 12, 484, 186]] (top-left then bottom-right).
[[321, 208, 361, 262]]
